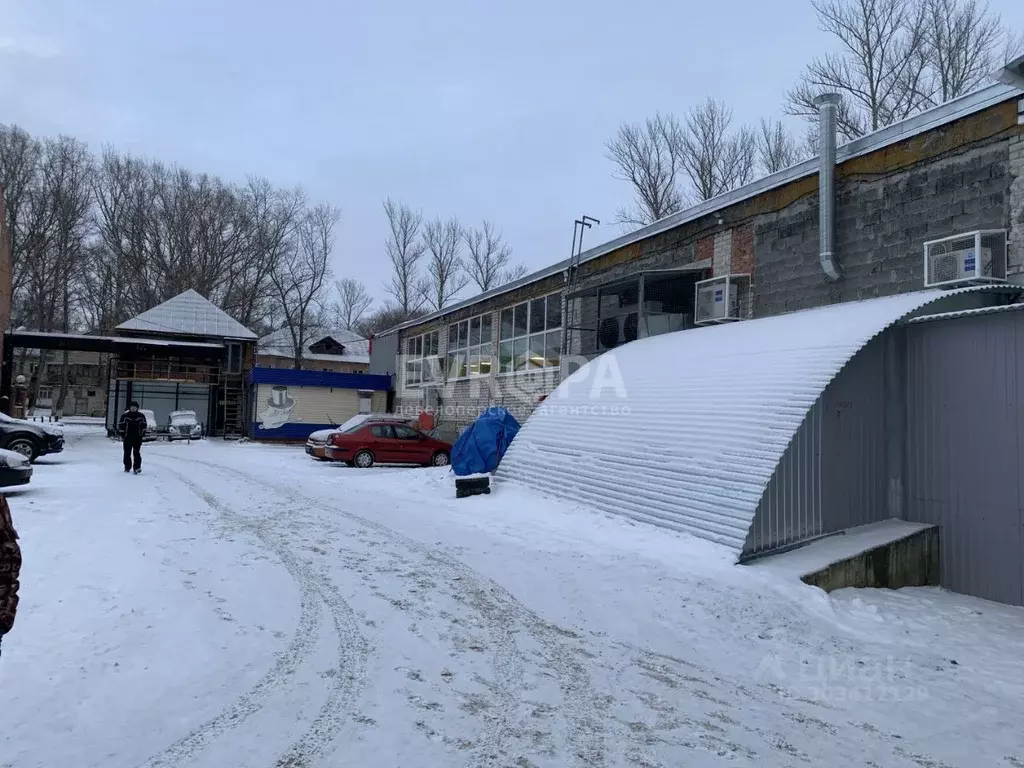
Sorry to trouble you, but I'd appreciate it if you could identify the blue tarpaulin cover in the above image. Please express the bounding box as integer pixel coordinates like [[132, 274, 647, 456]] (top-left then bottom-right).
[[451, 407, 521, 477]]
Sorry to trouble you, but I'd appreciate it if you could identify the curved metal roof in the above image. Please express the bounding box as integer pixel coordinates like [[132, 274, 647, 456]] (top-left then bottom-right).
[[496, 287, 1013, 557]]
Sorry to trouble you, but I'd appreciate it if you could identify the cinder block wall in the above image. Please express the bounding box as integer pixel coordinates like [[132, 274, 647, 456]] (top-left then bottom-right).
[[756, 140, 1018, 316]]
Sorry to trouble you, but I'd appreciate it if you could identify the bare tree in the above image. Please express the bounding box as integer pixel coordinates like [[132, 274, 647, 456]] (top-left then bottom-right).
[[334, 277, 373, 330], [0, 125, 43, 302], [787, 0, 931, 139], [38, 137, 94, 414], [1005, 29, 1024, 62], [356, 303, 425, 340], [756, 119, 809, 174], [681, 98, 758, 201], [919, 0, 1005, 105], [605, 113, 686, 227], [383, 197, 426, 313], [270, 203, 338, 369], [463, 221, 523, 291], [502, 263, 530, 284], [421, 216, 468, 311], [225, 178, 304, 329]]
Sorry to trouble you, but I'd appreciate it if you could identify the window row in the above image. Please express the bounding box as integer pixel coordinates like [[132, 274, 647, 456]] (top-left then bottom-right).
[[403, 294, 563, 386], [499, 294, 560, 341], [405, 330, 439, 387]]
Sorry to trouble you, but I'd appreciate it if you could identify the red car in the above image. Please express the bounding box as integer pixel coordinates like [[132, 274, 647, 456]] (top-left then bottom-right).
[[325, 421, 452, 468]]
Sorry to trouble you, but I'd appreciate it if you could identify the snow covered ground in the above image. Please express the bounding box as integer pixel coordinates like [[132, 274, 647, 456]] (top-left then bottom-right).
[[3, 424, 1023, 768]]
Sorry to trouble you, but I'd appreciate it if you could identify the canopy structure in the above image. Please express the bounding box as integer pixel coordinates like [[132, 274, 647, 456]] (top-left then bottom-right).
[[496, 286, 1015, 557]]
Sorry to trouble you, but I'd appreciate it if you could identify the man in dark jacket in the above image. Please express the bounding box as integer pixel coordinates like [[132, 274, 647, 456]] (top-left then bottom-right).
[[0, 495, 21, 658], [118, 401, 148, 474]]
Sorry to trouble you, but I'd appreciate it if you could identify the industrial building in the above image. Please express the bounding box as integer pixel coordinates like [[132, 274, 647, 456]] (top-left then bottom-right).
[[367, 59, 1024, 606], [371, 71, 1024, 443]]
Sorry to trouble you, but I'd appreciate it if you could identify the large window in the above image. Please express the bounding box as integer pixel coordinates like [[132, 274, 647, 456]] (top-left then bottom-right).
[[499, 293, 562, 373], [447, 313, 493, 379], [405, 330, 439, 387]]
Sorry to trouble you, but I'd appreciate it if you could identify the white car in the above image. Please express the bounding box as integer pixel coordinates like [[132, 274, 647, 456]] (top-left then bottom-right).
[[140, 409, 159, 441], [167, 410, 203, 441], [0, 447, 33, 487]]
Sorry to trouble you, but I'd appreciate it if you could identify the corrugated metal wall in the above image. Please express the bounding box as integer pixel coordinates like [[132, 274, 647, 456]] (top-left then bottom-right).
[[906, 311, 1024, 606], [820, 335, 890, 532], [744, 397, 824, 553], [745, 335, 891, 556]]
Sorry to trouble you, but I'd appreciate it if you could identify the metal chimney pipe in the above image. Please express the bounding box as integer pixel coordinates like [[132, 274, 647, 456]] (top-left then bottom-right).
[[814, 93, 842, 282]]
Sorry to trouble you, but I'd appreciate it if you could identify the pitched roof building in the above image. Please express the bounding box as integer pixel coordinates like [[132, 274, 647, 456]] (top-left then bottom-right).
[[116, 289, 257, 341], [257, 327, 370, 373]]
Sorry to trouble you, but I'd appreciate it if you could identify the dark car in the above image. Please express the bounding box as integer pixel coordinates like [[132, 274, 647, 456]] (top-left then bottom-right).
[[0, 413, 65, 462], [0, 448, 33, 488], [325, 421, 451, 468]]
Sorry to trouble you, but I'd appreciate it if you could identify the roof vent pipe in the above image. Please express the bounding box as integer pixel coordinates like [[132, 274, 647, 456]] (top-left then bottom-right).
[[815, 93, 842, 282]]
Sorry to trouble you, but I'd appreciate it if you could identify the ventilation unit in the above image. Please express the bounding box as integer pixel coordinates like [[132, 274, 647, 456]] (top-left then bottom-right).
[[923, 230, 1007, 288], [695, 275, 748, 325], [596, 312, 640, 351]]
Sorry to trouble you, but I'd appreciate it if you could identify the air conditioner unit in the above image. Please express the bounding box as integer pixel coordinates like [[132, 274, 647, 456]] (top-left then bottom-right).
[[923, 231, 1007, 288], [596, 312, 640, 351], [695, 275, 747, 325]]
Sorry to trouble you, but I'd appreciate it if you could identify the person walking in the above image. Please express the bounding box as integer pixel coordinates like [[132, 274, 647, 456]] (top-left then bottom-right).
[[0, 495, 21, 659], [118, 401, 148, 474]]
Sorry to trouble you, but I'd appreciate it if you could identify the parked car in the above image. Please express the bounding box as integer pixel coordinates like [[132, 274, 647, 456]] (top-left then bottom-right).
[[0, 448, 33, 488], [325, 421, 451, 468], [167, 410, 203, 441], [0, 413, 65, 462], [305, 413, 417, 461], [140, 409, 160, 441], [305, 428, 337, 460]]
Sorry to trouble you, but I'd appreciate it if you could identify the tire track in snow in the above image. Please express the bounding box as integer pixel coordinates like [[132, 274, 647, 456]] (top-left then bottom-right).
[[140, 464, 366, 768], [158, 451, 609, 768], [137, 469, 324, 768]]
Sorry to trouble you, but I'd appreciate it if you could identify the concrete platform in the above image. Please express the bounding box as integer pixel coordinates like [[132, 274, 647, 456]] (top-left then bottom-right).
[[750, 519, 940, 592]]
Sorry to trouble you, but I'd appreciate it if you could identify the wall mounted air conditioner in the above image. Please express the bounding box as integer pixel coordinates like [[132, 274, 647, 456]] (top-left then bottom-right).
[[923, 230, 1007, 288], [694, 274, 748, 325]]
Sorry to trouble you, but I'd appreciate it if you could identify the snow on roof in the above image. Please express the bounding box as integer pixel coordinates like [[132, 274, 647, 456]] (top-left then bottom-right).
[[116, 290, 257, 340], [257, 326, 370, 365], [496, 286, 1011, 558], [382, 82, 1023, 338]]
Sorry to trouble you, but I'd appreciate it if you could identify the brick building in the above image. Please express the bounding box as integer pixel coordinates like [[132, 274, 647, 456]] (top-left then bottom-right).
[[371, 75, 1024, 442]]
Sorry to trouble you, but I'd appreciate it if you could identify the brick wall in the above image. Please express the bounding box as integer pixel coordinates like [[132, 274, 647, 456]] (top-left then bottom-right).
[[731, 223, 754, 275], [755, 138, 1015, 317]]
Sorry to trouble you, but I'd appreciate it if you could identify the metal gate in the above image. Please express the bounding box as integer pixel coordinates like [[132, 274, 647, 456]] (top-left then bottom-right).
[[906, 307, 1024, 606]]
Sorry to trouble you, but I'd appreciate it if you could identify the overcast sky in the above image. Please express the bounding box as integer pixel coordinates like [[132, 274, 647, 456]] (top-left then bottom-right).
[[3, 0, 1023, 307]]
